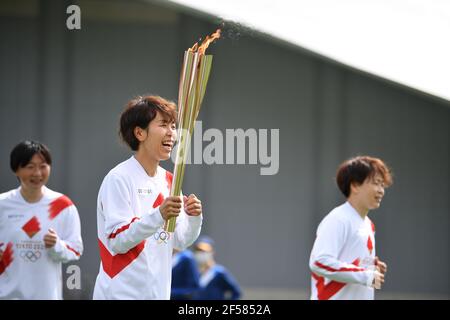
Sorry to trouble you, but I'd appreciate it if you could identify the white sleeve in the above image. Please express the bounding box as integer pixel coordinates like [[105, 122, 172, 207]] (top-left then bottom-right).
[[309, 215, 374, 287], [47, 205, 83, 263], [102, 174, 165, 254], [172, 197, 202, 251], [0, 202, 7, 250]]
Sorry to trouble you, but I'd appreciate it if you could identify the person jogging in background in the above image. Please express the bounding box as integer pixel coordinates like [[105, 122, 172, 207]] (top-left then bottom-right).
[[309, 156, 392, 300], [93, 95, 203, 300], [0, 140, 83, 299]]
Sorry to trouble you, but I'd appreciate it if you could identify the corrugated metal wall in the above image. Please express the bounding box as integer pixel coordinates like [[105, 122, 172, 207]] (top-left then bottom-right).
[[0, 0, 448, 299]]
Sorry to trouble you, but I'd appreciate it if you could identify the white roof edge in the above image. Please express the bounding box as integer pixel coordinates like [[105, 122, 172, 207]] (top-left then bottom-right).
[[161, 0, 450, 104]]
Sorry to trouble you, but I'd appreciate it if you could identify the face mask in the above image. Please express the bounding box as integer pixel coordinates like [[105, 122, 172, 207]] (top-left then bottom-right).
[[194, 251, 212, 265]]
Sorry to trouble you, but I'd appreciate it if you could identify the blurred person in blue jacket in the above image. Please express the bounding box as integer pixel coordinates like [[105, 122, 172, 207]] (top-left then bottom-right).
[[171, 248, 200, 300], [193, 235, 242, 300]]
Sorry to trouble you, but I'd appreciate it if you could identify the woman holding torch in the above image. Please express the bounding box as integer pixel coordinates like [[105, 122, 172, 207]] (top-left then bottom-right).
[[93, 96, 203, 300]]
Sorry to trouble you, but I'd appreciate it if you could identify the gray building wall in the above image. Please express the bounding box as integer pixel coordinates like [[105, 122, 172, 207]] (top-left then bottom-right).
[[0, 0, 448, 299]]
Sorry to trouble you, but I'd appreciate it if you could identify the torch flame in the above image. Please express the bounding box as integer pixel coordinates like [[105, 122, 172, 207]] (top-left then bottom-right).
[[188, 29, 221, 55], [189, 42, 198, 52], [198, 29, 221, 55]]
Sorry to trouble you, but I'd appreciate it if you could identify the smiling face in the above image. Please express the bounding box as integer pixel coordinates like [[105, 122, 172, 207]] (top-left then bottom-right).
[[136, 111, 177, 162], [15, 153, 51, 192], [351, 173, 386, 212]]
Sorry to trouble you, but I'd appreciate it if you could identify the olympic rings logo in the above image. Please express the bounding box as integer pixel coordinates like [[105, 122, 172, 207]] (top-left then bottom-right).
[[153, 230, 171, 244], [20, 250, 42, 262]]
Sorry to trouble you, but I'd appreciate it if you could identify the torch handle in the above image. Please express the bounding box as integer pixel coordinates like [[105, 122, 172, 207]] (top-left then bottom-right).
[[165, 52, 213, 233]]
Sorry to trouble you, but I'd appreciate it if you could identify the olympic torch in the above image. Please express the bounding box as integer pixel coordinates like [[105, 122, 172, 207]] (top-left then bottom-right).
[[165, 29, 221, 232]]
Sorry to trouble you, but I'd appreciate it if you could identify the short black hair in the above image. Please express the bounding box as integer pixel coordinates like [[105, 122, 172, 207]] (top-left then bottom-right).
[[10, 140, 52, 172], [336, 156, 393, 198], [119, 95, 177, 151]]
